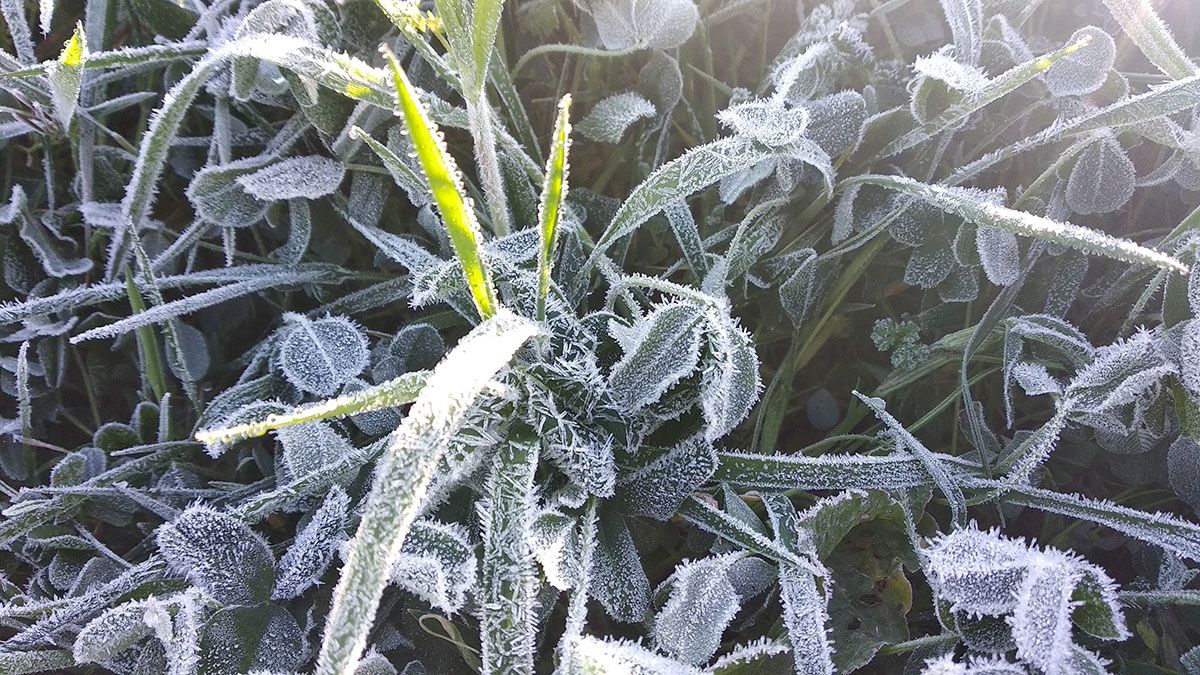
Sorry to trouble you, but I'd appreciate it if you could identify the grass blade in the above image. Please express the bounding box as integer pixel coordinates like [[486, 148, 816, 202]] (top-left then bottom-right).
[[46, 22, 87, 129], [879, 34, 1092, 159], [537, 94, 572, 321], [1101, 0, 1198, 80], [846, 174, 1190, 274], [314, 311, 536, 675], [384, 47, 498, 319], [195, 371, 430, 450]]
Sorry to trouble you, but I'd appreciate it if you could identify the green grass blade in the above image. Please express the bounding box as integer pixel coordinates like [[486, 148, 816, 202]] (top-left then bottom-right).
[[195, 371, 430, 449], [846, 174, 1190, 275], [537, 94, 572, 321], [125, 273, 168, 403], [314, 311, 536, 675], [1101, 0, 1198, 80], [384, 48, 498, 320]]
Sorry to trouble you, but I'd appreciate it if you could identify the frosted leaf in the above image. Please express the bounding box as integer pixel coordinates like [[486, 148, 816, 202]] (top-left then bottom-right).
[[388, 520, 476, 613], [237, 155, 346, 201], [46, 24, 86, 128], [278, 314, 370, 396], [804, 91, 868, 157], [938, 0, 983, 63], [780, 566, 835, 675], [939, 265, 980, 303], [592, 512, 651, 623], [1005, 314, 1095, 368], [1191, 263, 1200, 316], [1168, 437, 1200, 512], [186, 156, 273, 228], [904, 240, 955, 289], [617, 435, 717, 520], [355, 649, 398, 675], [975, 225, 1020, 286], [593, 136, 777, 255], [563, 635, 702, 674], [1010, 362, 1062, 398], [0, 650, 75, 673], [273, 485, 349, 600], [653, 554, 742, 665], [718, 158, 776, 204], [924, 525, 1032, 615], [577, 92, 656, 144], [955, 611, 1015, 654], [1066, 136, 1136, 215], [577, 0, 699, 50], [1008, 552, 1084, 674], [700, 309, 762, 441], [532, 510, 581, 590], [913, 49, 989, 93], [165, 319, 211, 382], [275, 421, 356, 480], [726, 557, 777, 601], [717, 100, 809, 147], [1072, 563, 1129, 641], [779, 249, 824, 325], [607, 302, 704, 413], [1064, 330, 1176, 415], [74, 598, 156, 663], [919, 654, 1027, 674], [1045, 27, 1116, 97], [198, 603, 303, 675], [156, 505, 276, 605], [1183, 319, 1200, 397]]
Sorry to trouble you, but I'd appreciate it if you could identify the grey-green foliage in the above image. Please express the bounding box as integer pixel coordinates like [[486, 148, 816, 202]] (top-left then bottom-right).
[[5, 0, 1200, 672], [575, 0, 699, 50], [156, 506, 276, 605], [577, 92, 656, 144], [278, 313, 370, 396], [1065, 134, 1136, 215], [925, 525, 1128, 672]]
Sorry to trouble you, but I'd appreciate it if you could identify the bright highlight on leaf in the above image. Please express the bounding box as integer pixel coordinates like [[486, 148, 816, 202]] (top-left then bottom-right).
[[384, 47, 498, 320]]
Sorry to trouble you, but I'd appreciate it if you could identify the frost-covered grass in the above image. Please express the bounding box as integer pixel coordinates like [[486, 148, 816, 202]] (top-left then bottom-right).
[[2, 0, 1200, 673]]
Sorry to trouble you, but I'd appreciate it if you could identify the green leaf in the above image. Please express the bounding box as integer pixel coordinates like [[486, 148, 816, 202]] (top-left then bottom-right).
[[47, 22, 87, 128], [537, 94, 572, 322], [384, 48, 498, 319]]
